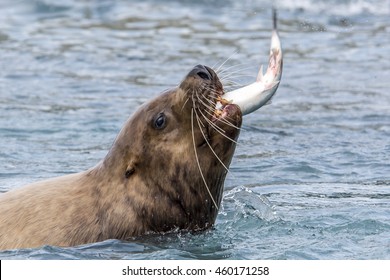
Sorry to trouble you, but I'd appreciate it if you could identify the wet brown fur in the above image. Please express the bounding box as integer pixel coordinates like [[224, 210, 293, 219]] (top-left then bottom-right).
[[0, 66, 242, 250]]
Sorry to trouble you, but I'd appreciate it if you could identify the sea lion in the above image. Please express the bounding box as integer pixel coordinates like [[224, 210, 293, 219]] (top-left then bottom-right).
[[0, 65, 242, 250]]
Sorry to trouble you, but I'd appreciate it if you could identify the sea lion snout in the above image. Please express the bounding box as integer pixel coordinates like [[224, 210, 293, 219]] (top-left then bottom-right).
[[188, 64, 213, 81]]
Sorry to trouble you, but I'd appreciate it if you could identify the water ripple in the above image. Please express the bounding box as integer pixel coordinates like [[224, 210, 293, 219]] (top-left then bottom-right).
[[1, 0, 389, 259]]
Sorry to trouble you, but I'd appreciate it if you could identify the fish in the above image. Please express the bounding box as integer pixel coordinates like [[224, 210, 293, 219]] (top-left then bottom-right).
[[218, 9, 283, 116]]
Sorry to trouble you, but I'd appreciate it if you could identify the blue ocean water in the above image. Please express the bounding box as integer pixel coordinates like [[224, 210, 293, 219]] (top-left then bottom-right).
[[0, 0, 389, 259]]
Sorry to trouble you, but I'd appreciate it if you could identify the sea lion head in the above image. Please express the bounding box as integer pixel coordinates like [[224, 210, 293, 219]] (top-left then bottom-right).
[[102, 64, 242, 235]]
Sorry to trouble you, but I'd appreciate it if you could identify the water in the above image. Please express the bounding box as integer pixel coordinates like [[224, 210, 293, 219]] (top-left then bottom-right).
[[0, 0, 389, 259]]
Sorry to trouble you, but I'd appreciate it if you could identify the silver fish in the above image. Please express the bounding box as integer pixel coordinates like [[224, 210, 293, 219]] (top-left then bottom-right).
[[220, 9, 283, 115]]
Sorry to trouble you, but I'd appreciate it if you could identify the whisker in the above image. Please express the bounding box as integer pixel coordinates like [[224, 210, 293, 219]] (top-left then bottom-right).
[[216, 63, 253, 76], [197, 106, 227, 135], [194, 90, 241, 131], [200, 102, 241, 132], [219, 80, 245, 88], [192, 92, 239, 146], [218, 64, 256, 90], [214, 50, 239, 73], [193, 90, 217, 114], [220, 72, 256, 82], [195, 90, 218, 113], [181, 96, 190, 112], [193, 104, 230, 174], [191, 108, 219, 210], [196, 109, 239, 145]]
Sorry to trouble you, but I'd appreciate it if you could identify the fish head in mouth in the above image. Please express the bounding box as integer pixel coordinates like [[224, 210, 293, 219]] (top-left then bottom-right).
[[179, 64, 242, 148], [179, 64, 242, 174]]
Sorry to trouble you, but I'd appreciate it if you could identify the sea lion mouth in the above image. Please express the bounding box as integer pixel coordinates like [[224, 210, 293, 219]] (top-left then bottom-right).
[[181, 64, 241, 126], [181, 64, 242, 154], [198, 66, 242, 126]]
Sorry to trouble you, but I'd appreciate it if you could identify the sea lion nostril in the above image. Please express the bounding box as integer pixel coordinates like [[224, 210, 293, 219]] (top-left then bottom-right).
[[186, 65, 212, 81], [197, 71, 211, 80]]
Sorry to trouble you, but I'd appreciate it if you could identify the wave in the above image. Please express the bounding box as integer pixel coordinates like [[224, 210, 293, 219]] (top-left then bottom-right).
[[276, 0, 390, 16]]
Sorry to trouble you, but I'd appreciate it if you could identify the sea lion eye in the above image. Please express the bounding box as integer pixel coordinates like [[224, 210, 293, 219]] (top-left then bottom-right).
[[153, 113, 167, 130]]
